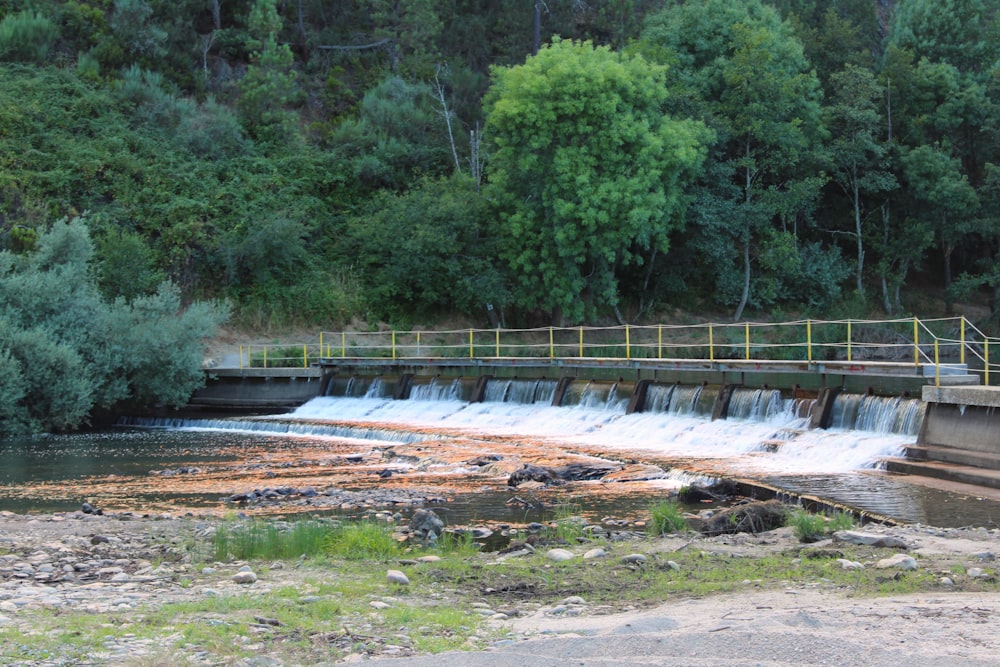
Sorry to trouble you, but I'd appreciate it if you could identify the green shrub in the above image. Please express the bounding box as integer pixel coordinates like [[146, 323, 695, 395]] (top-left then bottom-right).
[[649, 500, 688, 536], [0, 11, 58, 63]]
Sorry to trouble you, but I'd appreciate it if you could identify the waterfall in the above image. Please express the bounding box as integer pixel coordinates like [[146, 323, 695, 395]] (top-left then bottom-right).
[[727, 388, 790, 422], [410, 378, 462, 401], [829, 394, 926, 436]]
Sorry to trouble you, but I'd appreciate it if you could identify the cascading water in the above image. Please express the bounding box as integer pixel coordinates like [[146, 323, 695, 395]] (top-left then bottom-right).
[[410, 378, 462, 401], [829, 394, 925, 436]]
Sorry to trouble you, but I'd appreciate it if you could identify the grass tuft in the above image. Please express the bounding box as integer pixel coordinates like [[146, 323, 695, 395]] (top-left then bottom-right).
[[648, 500, 688, 536]]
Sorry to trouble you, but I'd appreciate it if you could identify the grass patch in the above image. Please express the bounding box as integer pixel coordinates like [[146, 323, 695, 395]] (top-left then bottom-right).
[[324, 519, 400, 561], [788, 509, 855, 543], [213, 518, 334, 561], [648, 500, 688, 536]]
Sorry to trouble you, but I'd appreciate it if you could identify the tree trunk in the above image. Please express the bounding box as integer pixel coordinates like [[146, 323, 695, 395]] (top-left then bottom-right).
[[532, 2, 542, 55], [881, 275, 892, 314], [211, 0, 222, 31], [942, 237, 954, 315], [853, 169, 864, 296], [733, 236, 750, 322]]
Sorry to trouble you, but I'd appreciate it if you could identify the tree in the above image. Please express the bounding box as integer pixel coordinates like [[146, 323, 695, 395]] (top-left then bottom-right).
[[641, 0, 827, 321], [238, 0, 300, 144], [825, 64, 896, 295], [484, 38, 709, 324], [345, 174, 506, 322]]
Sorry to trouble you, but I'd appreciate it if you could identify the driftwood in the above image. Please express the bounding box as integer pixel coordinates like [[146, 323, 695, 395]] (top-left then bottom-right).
[[507, 462, 622, 487], [678, 479, 742, 503], [701, 500, 788, 536]]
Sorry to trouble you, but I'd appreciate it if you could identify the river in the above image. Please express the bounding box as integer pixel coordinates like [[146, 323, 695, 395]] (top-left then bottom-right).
[[2, 383, 999, 528]]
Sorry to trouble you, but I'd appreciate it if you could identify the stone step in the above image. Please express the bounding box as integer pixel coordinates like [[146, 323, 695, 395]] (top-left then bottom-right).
[[903, 445, 1000, 471], [885, 458, 1000, 491]]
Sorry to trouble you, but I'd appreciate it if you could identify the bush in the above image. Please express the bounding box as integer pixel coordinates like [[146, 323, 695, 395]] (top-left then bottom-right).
[[649, 500, 688, 535], [0, 11, 58, 63]]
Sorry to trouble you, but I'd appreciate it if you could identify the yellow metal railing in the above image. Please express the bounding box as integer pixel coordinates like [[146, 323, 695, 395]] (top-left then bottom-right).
[[242, 317, 1000, 386]]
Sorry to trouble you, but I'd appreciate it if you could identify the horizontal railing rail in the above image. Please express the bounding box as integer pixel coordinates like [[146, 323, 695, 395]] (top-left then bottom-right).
[[234, 317, 999, 387]]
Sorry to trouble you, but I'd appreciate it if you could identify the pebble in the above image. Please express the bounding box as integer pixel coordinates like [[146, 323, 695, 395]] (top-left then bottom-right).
[[583, 548, 607, 560], [546, 548, 575, 562]]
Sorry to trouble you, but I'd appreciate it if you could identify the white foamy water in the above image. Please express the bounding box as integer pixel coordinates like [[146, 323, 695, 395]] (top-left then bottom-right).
[[285, 390, 917, 475]]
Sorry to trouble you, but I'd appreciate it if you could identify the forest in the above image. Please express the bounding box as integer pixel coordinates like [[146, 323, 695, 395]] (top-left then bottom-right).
[[1, 0, 999, 332]]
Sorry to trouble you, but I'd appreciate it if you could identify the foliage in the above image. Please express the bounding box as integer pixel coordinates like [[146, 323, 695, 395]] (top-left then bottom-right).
[[0, 10, 58, 63], [344, 174, 505, 322], [0, 0, 999, 330], [0, 218, 228, 434], [322, 520, 400, 561], [213, 519, 334, 561], [485, 38, 709, 323], [648, 500, 688, 536], [788, 508, 855, 542]]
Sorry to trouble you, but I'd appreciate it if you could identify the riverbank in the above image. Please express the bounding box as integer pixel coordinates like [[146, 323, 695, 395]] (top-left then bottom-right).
[[2, 508, 999, 665]]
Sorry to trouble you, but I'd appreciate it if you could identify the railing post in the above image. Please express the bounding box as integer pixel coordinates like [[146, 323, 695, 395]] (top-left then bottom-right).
[[806, 319, 812, 363], [960, 318, 966, 365], [469, 329, 474, 359], [240, 345, 244, 370], [847, 321, 852, 362], [263, 346, 267, 369], [417, 331, 421, 356], [709, 324, 714, 362], [986, 340, 991, 386], [392, 331, 397, 360], [549, 327, 554, 359], [341, 332, 346, 358], [934, 338, 940, 387], [658, 325, 663, 359], [495, 329, 500, 358], [626, 324, 631, 360], [745, 322, 750, 361], [319, 333, 324, 359], [303, 345, 308, 368], [579, 326, 584, 358], [913, 317, 919, 366]]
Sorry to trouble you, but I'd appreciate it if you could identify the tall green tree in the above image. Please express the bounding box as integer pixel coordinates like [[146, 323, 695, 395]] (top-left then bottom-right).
[[484, 38, 708, 324], [641, 0, 829, 321], [825, 64, 896, 296]]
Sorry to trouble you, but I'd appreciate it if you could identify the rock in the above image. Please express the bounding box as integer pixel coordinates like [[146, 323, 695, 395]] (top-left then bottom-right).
[[837, 558, 864, 570], [562, 596, 586, 605], [370, 600, 391, 609], [621, 553, 647, 565], [940, 577, 955, 586], [876, 554, 917, 570], [583, 548, 607, 560], [666, 560, 681, 571], [232, 567, 258, 584], [408, 509, 444, 541], [546, 548, 575, 562], [387, 569, 410, 585], [833, 531, 909, 549]]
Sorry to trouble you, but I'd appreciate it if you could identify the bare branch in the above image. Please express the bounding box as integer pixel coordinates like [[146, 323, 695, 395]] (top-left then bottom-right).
[[316, 38, 393, 52]]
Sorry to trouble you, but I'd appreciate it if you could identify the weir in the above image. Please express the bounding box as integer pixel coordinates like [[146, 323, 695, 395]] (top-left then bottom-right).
[[183, 356, 1000, 495]]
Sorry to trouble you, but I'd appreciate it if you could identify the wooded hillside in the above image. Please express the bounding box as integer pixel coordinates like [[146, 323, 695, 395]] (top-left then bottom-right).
[[2, 0, 998, 329]]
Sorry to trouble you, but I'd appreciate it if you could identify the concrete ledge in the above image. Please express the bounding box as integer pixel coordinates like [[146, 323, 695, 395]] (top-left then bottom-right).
[[922, 385, 1000, 407]]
